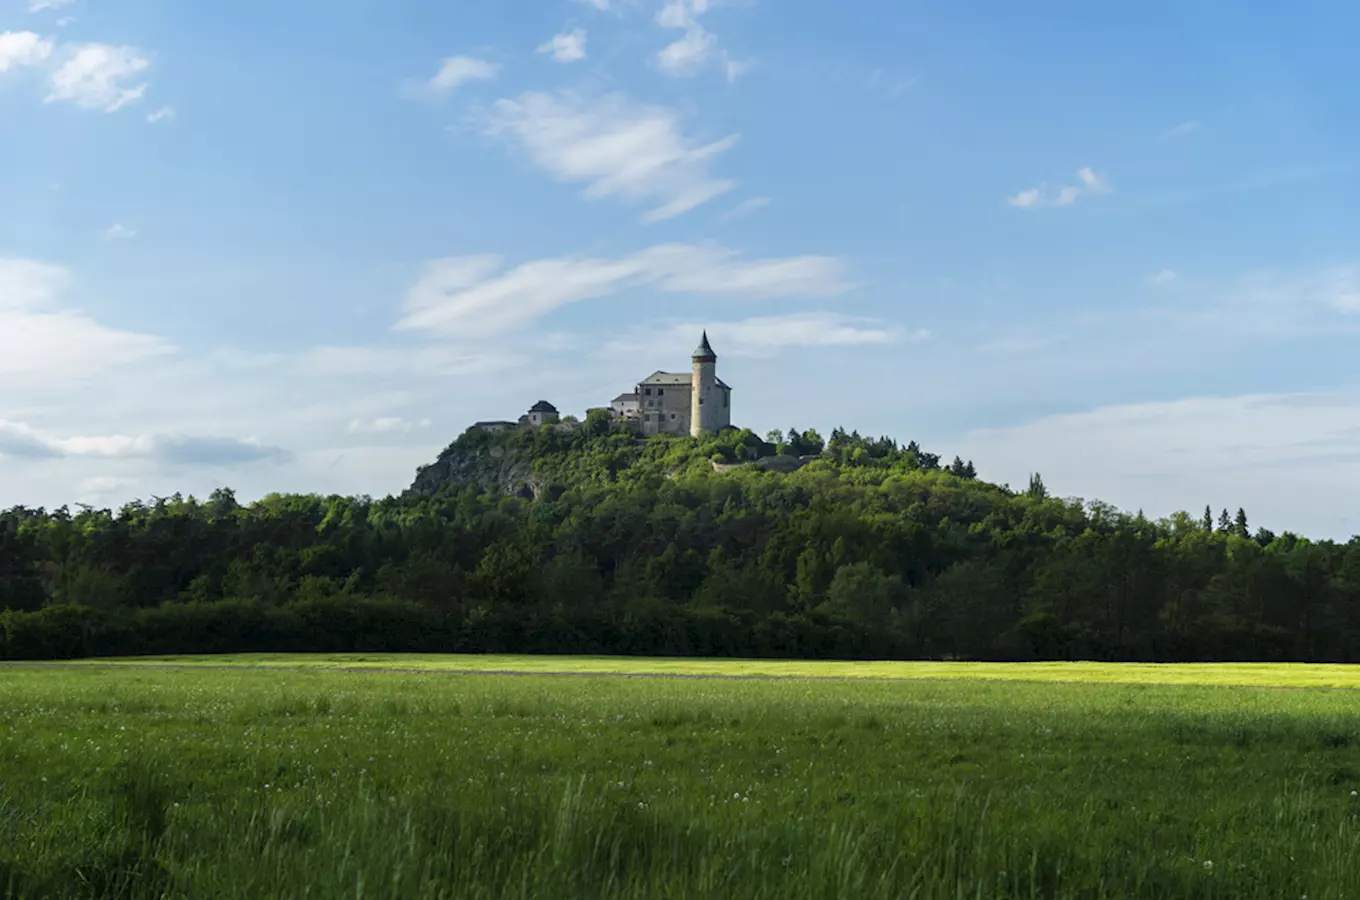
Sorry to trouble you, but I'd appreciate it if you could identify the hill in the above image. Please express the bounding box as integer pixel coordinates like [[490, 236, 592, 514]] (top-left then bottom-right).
[[2, 422, 1358, 663]]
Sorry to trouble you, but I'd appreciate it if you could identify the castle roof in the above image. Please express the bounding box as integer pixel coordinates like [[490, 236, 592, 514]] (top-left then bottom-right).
[[528, 400, 558, 413], [692, 330, 716, 360], [636, 372, 732, 389], [612, 392, 639, 403], [639, 371, 693, 386]]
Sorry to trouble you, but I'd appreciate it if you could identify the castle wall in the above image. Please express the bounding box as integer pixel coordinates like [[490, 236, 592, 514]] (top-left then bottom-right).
[[639, 379, 692, 435]]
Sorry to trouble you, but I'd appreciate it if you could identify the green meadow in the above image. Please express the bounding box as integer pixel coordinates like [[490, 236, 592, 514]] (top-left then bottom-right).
[[4, 658, 1360, 899]]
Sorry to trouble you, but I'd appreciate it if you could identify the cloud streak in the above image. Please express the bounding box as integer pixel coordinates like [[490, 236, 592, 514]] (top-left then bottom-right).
[[395, 244, 850, 338], [484, 90, 740, 221], [0, 419, 290, 465]]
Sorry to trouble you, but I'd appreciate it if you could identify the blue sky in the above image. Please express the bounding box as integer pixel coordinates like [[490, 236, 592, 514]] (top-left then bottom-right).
[[3, 0, 1360, 537]]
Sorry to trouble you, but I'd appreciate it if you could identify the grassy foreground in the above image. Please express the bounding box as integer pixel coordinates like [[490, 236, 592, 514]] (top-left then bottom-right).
[[3, 662, 1360, 898]]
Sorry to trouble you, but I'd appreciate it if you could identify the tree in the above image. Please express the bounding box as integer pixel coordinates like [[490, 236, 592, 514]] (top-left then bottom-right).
[[1202, 506, 1214, 532], [1218, 509, 1232, 533], [1027, 473, 1049, 500], [1234, 508, 1250, 539]]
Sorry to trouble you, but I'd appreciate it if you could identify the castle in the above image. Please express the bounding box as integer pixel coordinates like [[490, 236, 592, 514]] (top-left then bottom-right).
[[474, 331, 732, 438]]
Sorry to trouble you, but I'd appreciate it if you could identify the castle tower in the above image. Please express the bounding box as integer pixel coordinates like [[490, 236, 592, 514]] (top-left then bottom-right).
[[690, 330, 719, 437]]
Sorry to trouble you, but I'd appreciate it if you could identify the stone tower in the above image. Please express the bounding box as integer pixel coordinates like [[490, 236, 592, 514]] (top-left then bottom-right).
[[690, 330, 719, 437]]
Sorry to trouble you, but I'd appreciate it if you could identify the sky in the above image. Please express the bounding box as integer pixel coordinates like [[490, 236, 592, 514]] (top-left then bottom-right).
[[3, 0, 1360, 539]]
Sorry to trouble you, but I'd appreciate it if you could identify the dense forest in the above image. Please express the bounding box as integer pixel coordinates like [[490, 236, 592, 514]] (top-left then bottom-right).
[[1, 418, 1356, 662]]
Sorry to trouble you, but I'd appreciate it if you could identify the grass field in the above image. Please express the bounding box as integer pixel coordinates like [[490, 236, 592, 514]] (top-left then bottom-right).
[[4, 658, 1360, 898]]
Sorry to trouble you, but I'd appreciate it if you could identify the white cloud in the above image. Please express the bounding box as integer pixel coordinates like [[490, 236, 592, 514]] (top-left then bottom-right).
[[0, 30, 53, 71], [395, 244, 849, 338], [956, 390, 1360, 539], [346, 417, 432, 435], [28, 0, 74, 10], [484, 90, 739, 221], [656, 27, 716, 75], [718, 196, 771, 221], [1141, 265, 1360, 337], [653, 0, 746, 80], [410, 55, 498, 99], [46, 43, 150, 112], [537, 29, 587, 63], [1149, 268, 1178, 286], [78, 476, 140, 501], [723, 58, 749, 82], [55, 17, 75, 28], [597, 313, 920, 365], [146, 105, 175, 123], [711, 313, 912, 355], [303, 343, 528, 378], [1076, 166, 1112, 194], [1008, 167, 1113, 209], [0, 257, 169, 382], [575, 0, 611, 8], [100, 223, 137, 241], [1164, 120, 1200, 140], [0, 419, 288, 464]]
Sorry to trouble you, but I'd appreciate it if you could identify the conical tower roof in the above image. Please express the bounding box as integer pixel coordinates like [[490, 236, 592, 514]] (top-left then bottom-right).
[[691, 330, 716, 360]]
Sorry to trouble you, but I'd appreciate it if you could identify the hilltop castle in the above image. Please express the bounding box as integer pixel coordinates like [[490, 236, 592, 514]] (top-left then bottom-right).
[[609, 331, 732, 437], [474, 331, 732, 438]]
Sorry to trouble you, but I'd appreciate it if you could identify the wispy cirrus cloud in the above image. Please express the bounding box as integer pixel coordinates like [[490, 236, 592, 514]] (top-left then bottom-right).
[[0, 419, 289, 465], [484, 90, 740, 222], [1163, 120, 1200, 140], [719, 196, 771, 222], [394, 244, 849, 338], [0, 257, 169, 382], [100, 223, 137, 241], [347, 417, 432, 436], [404, 55, 497, 100]]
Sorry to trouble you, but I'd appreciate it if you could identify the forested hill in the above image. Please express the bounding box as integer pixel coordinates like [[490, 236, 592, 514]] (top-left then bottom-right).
[[1, 421, 1357, 663]]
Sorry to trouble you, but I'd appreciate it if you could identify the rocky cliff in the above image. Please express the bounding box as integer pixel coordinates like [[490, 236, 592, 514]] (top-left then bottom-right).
[[406, 438, 547, 499]]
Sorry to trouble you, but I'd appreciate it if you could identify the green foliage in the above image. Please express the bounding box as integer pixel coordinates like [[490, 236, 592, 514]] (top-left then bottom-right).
[[1, 425, 1359, 662]]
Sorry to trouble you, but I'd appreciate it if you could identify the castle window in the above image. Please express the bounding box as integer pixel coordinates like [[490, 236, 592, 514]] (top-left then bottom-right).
[[657, 388, 664, 396], [723, 392, 729, 408], [644, 388, 652, 396], [670, 414, 676, 420]]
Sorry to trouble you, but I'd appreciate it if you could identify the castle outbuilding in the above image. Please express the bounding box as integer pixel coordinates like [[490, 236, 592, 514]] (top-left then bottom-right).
[[520, 400, 560, 427]]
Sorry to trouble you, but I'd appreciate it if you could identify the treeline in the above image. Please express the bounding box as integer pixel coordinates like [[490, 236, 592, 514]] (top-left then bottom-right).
[[1, 425, 1356, 662]]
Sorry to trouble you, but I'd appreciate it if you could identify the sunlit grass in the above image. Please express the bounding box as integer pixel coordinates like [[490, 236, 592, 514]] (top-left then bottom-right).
[[5, 664, 1360, 897], [38, 652, 1360, 688]]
